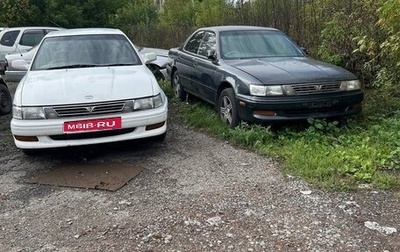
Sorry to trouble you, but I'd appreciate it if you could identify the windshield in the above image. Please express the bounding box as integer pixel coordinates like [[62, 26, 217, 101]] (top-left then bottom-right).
[[31, 34, 141, 70], [220, 30, 305, 59]]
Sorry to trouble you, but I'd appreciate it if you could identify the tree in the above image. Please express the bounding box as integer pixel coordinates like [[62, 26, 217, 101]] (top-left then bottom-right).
[[195, 0, 233, 27], [0, 0, 36, 26], [43, 0, 121, 28], [377, 0, 400, 86]]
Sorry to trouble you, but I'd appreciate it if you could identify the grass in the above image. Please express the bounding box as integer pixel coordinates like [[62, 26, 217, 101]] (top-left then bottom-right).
[[160, 80, 400, 190]]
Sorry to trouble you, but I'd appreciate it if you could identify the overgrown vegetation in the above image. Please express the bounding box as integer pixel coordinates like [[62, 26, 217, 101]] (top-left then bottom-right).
[[1, 0, 399, 189], [161, 80, 400, 190]]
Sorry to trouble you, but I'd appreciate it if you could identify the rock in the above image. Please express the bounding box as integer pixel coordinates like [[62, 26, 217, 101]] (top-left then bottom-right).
[[364, 221, 397, 235]]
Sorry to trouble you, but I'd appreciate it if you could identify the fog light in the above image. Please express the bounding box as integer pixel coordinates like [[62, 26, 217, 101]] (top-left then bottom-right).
[[254, 110, 276, 116], [14, 135, 39, 142], [146, 121, 165, 131]]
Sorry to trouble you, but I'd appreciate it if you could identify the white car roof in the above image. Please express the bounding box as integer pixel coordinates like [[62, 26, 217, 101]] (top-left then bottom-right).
[[0, 26, 62, 33], [44, 28, 124, 38]]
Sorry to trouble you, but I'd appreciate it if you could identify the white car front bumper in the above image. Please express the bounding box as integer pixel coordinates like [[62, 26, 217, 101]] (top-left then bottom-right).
[[11, 101, 168, 149]]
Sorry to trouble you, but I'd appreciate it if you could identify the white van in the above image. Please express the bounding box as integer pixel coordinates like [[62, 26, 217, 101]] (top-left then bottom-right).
[[0, 27, 63, 74]]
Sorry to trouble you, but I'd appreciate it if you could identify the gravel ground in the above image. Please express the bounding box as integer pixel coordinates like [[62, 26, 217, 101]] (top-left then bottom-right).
[[0, 82, 399, 252]]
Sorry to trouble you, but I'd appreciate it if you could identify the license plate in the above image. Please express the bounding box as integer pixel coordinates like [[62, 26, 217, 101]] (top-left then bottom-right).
[[63, 117, 122, 133], [308, 101, 333, 109]]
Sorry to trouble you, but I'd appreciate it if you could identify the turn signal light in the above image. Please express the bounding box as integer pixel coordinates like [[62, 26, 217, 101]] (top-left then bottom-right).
[[146, 121, 165, 131], [254, 110, 276, 116], [14, 135, 39, 142]]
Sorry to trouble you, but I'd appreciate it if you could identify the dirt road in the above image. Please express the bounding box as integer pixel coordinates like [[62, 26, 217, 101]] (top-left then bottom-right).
[[0, 83, 399, 251]]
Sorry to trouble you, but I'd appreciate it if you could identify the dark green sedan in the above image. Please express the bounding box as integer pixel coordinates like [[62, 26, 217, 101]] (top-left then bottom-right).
[[168, 25, 364, 128]]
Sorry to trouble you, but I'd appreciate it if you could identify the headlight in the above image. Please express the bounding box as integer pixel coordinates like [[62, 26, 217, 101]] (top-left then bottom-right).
[[13, 106, 46, 119], [340, 80, 361, 91], [134, 93, 163, 110], [250, 84, 283, 96]]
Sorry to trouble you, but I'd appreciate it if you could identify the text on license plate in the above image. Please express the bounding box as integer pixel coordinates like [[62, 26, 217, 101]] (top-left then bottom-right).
[[63, 117, 122, 133], [308, 101, 333, 109]]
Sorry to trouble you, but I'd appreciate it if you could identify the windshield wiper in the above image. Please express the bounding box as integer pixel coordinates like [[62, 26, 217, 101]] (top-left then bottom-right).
[[103, 63, 136, 67], [46, 64, 99, 70]]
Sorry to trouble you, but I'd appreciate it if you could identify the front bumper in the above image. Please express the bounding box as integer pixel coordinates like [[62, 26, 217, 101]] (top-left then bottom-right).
[[5, 70, 26, 82], [236, 91, 364, 122], [11, 101, 168, 149]]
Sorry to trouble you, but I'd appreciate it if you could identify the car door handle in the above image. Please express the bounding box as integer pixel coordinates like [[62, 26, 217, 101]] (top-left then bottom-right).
[[193, 58, 198, 67]]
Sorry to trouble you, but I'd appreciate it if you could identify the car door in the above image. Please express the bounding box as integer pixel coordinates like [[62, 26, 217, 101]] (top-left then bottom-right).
[[192, 31, 218, 104], [176, 30, 205, 94], [0, 29, 21, 61]]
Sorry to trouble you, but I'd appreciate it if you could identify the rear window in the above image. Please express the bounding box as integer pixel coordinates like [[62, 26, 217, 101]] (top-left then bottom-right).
[[0, 30, 20, 47], [19, 30, 46, 47]]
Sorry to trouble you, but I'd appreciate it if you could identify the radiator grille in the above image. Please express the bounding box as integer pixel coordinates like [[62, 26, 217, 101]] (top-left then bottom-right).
[[50, 101, 126, 117], [290, 82, 341, 95]]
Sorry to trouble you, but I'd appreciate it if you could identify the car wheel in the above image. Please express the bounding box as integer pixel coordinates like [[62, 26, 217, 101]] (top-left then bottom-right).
[[0, 83, 12, 115], [172, 70, 187, 101], [218, 88, 240, 128], [147, 64, 164, 81]]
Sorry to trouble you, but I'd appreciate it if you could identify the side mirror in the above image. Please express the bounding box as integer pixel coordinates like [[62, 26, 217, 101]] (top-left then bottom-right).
[[142, 52, 157, 64], [11, 59, 29, 71], [207, 49, 218, 61], [300, 47, 309, 56]]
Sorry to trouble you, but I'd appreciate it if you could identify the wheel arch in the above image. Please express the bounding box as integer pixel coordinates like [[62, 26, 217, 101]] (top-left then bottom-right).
[[170, 66, 178, 87], [216, 80, 234, 105], [0, 77, 7, 86]]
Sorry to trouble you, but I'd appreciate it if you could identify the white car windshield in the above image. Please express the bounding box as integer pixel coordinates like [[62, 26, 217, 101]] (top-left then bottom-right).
[[220, 30, 305, 59], [31, 34, 141, 70]]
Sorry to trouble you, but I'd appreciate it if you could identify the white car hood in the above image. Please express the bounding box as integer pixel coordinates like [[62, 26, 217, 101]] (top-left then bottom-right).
[[17, 66, 157, 106]]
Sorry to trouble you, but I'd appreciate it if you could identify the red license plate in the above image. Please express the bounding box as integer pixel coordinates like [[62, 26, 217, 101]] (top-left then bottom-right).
[[63, 117, 122, 133]]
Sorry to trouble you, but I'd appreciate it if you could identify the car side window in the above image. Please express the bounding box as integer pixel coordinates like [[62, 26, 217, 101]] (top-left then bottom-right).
[[184, 31, 205, 54], [19, 30, 46, 47], [0, 30, 20, 47], [198, 32, 216, 57]]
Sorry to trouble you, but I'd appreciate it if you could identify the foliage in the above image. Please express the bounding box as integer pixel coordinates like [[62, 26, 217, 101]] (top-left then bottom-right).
[[43, 0, 120, 28], [0, 0, 36, 26], [110, 0, 158, 31], [318, 0, 385, 86], [195, 0, 233, 27], [159, 0, 197, 29], [376, 0, 400, 87]]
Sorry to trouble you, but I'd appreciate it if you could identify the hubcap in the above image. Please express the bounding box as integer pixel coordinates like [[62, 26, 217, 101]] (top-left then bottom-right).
[[220, 95, 233, 124]]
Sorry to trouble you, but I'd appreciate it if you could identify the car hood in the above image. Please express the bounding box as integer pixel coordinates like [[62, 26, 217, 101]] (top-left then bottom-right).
[[141, 47, 169, 57], [228, 57, 356, 84], [17, 66, 157, 106]]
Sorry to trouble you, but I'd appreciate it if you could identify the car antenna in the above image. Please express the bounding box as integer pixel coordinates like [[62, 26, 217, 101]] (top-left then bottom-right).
[[16, 46, 23, 57]]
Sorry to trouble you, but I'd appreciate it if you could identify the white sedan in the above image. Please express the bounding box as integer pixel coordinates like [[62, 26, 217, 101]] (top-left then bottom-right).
[[11, 28, 168, 154]]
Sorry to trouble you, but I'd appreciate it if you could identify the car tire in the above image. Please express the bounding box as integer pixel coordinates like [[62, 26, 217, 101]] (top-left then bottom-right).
[[172, 70, 187, 102], [0, 83, 12, 115], [218, 88, 240, 128]]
